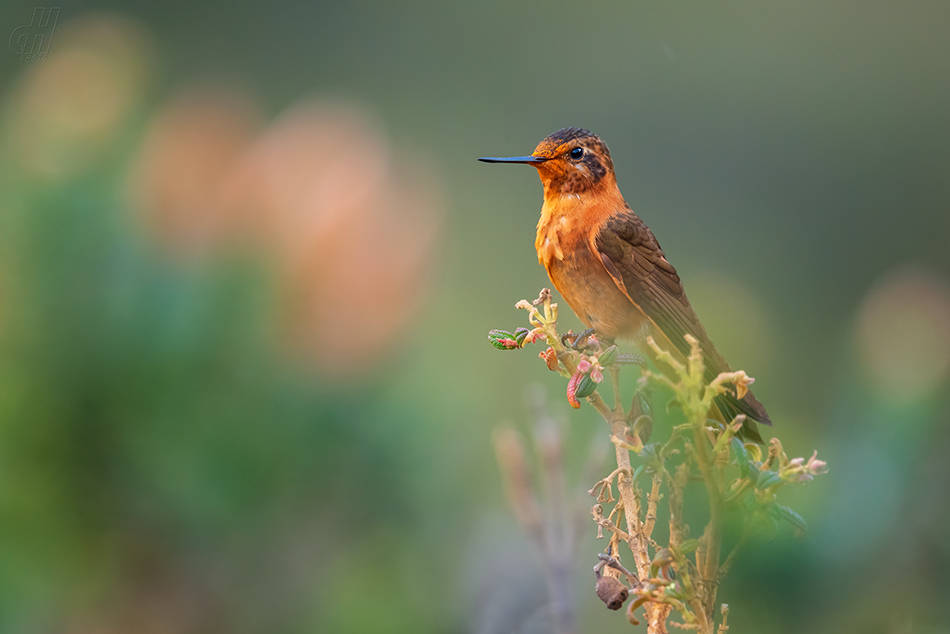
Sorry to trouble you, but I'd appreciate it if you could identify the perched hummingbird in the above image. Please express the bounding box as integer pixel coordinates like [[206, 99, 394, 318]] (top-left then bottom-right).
[[479, 127, 771, 442]]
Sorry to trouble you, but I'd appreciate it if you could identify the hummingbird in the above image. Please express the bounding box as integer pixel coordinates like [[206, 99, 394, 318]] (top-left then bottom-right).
[[479, 127, 771, 442]]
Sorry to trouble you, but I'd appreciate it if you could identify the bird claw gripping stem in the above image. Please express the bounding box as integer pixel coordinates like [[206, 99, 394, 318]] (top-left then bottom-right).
[[562, 327, 598, 351]]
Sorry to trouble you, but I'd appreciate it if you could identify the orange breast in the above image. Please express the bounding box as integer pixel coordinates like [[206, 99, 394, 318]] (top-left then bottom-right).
[[544, 244, 647, 341], [536, 198, 647, 341]]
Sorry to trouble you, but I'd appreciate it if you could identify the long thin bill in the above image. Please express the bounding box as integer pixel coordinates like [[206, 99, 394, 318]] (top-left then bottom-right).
[[477, 155, 549, 164]]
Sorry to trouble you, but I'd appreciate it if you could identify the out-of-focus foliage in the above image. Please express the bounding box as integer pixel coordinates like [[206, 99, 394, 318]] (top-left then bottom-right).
[[0, 2, 948, 633]]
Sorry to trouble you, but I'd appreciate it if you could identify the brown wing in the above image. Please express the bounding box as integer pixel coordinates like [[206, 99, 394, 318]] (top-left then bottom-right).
[[593, 209, 771, 439]]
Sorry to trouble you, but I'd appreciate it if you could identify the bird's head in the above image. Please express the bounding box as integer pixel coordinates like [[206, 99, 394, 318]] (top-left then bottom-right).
[[479, 127, 616, 195]]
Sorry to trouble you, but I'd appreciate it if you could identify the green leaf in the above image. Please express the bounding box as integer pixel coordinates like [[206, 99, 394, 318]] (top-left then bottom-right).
[[730, 438, 751, 478], [638, 442, 665, 475], [678, 539, 700, 555], [488, 329, 518, 350], [740, 491, 756, 511], [730, 437, 748, 462], [637, 442, 659, 460], [636, 391, 653, 417], [773, 504, 807, 537], [756, 470, 782, 490]]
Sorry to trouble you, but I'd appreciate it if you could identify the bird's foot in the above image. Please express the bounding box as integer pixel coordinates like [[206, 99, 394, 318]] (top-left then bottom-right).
[[562, 328, 598, 351]]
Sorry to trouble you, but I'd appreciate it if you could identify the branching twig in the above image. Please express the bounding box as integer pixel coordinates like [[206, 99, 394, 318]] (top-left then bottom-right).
[[490, 289, 828, 634]]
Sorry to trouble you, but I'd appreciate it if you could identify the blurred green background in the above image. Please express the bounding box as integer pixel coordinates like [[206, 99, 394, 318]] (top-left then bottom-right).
[[1, 1, 949, 632]]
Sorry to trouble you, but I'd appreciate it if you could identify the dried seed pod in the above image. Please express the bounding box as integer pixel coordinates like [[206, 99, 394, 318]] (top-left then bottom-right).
[[595, 575, 629, 610]]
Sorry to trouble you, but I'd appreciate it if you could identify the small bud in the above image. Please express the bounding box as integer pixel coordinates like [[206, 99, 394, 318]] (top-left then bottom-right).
[[524, 328, 545, 344], [532, 288, 552, 306], [575, 373, 597, 398], [730, 415, 746, 434], [513, 327, 530, 346], [649, 548, 676, 581], [598, 345, 619, 367], [806, 450, 828, 476], [488, 330, 520, 350], [540, 347, 559, 372], [577, 358, 592, 373], [567, 371, 583, 408], [745, 443, 763, 463], [595, 576, 629, 610], [652, 547, 673, 566], [733, 371, 755, 400], [591, 367, 604, 383]]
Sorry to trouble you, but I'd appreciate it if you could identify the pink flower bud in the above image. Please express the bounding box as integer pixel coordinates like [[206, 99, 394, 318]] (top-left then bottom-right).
[[805, 450, 828, 475], [540, 347, 559, 372], [577, 359, 592, 373]]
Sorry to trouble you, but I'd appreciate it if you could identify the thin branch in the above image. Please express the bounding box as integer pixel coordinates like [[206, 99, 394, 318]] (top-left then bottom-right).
[[692, 420, 725, 618], [592, 503, 632, 542], [718, 531, 749, 584], [643, 475, 663, 544]]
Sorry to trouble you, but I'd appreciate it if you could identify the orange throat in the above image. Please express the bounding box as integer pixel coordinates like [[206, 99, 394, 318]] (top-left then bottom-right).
[[534, 180, 623, 269]]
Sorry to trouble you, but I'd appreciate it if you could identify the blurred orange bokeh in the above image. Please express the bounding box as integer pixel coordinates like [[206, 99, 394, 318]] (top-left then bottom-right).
[[129, 95, 443, 378], [127, 90, 263, 256]]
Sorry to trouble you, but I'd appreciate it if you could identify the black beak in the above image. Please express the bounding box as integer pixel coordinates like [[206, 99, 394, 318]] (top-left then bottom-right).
[[478, 155, 550, 164]]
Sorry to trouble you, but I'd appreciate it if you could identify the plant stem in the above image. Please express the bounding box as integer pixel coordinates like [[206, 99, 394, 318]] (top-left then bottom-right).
[[692, 423, 724, 623]]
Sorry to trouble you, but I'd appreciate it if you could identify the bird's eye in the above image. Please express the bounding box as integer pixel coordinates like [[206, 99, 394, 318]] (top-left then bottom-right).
[[570, 147, 584, 159]]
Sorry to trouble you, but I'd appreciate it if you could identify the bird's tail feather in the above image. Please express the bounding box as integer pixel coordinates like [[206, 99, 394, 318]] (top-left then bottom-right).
[[714, 388, 771, 444]]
